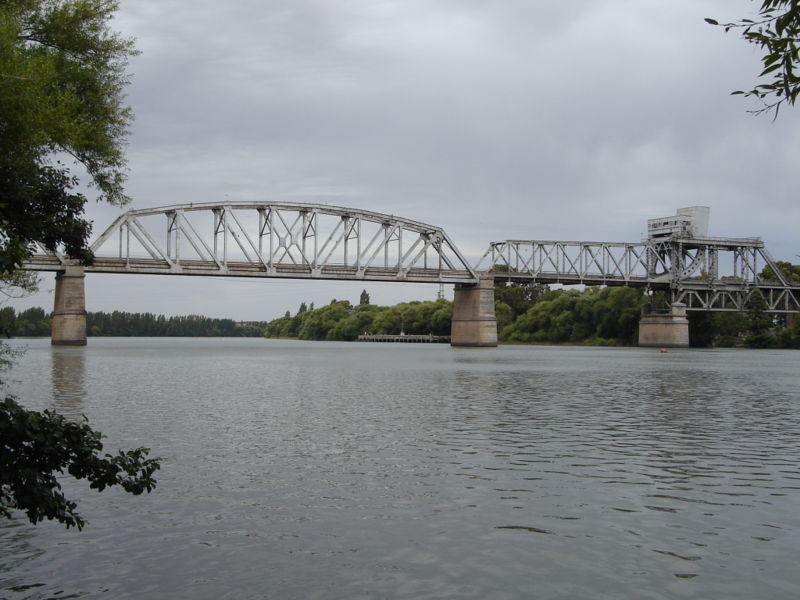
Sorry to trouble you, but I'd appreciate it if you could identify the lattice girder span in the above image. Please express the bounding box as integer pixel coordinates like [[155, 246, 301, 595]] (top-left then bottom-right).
[[25, 202, 478, 284]]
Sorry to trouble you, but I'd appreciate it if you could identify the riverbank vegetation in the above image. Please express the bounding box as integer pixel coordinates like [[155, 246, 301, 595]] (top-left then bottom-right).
[[264, 298, 453, 340], [7, 275, 798, 348], [264, 277, 800, 349], [0, 308, 266, 338]]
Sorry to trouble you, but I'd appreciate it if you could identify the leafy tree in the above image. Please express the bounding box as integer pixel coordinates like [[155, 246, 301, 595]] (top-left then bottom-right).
[[0, 0, 136, 272], [688, 311, 716, 347], [298, 300, 351, 340], [371, 306, 402, 334], [707, 1, 800, 117], [712, 311, 751, 347], [359, 289, 370, 305], [744, 290, 775, 347], [82, 310, 266, 336], [760, 260, 800, 282], [429, 300, 453, 335], [264, 298, 453, 340], [329, 304, 380, 340], [501, 287, 644, 345], [494, 281, 548, 319], [776, 313, 800, 347], [264, 313, 293, 338], [1, 397, 160, 530], [0, 0, 161, 530], [0, 270, 39, 300]]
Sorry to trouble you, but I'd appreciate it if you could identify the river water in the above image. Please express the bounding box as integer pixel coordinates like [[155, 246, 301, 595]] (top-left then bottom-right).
[[0, 338, 798, 600]]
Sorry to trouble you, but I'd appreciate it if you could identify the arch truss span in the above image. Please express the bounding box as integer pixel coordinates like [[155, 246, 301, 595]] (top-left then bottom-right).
[[479, 237, 800, 313], [77, 202, 478, 284]]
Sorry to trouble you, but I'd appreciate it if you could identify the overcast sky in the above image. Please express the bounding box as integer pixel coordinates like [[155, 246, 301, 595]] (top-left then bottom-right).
[[12, 1, 800, 321]]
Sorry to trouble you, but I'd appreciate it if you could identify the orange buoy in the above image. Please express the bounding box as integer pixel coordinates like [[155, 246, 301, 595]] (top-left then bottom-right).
[[659, 348, 668, 353]]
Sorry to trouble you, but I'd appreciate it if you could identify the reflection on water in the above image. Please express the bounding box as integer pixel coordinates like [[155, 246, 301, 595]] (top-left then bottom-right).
[[50, 346, 86, 416], [0, 339, 799, 600]]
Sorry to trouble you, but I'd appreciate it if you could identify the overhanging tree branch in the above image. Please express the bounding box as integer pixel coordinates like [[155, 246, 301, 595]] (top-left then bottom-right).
[[707, 0, 800, 117]]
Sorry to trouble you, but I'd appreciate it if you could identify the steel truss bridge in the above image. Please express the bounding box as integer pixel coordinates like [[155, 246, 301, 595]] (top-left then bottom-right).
[[23, 202, 800, 313], [25, 202, 478, 284], [479, 238, 800, 313]]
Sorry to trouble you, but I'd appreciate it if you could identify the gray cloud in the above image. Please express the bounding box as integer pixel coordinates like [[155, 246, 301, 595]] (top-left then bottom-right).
[[13, 1, 800, 320]]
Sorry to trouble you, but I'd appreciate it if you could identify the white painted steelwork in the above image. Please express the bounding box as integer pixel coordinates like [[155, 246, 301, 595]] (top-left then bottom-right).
[[479, 237, 800, 313], [21, 204, 800, 313], [25, 202, 478, 284]]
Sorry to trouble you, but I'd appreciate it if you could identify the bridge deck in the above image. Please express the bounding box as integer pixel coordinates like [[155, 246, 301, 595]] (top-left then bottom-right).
[[24, 256, 477, 283]]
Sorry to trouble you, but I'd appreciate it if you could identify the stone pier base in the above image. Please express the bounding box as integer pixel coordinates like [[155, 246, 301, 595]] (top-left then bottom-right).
[[51, 264, 87, 346], [638, 303, 689, 348], [451, 274, 497, 347]]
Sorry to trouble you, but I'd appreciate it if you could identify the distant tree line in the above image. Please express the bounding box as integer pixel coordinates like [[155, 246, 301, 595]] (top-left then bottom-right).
[[0, 308, 267, 338]]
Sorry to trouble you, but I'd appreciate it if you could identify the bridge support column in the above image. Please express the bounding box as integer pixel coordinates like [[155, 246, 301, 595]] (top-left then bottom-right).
[[451, 273, 497, 347], [51, 263, 87, 346], [638, 303, 689, 348]]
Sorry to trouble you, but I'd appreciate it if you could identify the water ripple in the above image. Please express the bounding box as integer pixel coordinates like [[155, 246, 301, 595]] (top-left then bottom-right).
[[2, 340, 799, 599]]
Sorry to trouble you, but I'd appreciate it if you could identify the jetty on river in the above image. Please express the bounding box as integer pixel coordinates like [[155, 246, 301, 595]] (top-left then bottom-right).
[[357, 333, 451, 343]]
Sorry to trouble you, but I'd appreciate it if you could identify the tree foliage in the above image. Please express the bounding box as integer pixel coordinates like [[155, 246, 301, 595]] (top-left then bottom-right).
[[707, 1, 800, 117], [500, 286, 645, 346], [0, 0, 137, 272], [1, 396, 160, 530], [0, 307, 268, 337], [760, 260, 800, 282], [0, 0, 161, 531], [263, 282, 800, 349], [264, 297, 452, 341]]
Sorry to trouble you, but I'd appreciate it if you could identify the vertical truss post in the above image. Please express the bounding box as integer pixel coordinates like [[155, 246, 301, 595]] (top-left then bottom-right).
[[398, 227, 403, 268], [355, 218, 361, 269], [383, 223, 389, 268], [342, 216, 349, 267], [166, 210, 181, 263], [213, 208, 222, 263]]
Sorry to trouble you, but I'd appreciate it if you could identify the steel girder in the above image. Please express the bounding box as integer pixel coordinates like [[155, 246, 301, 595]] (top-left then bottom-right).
[[24, 202, 478, 284], [674, 284, 800, 313], [478, 237, 800, 313]]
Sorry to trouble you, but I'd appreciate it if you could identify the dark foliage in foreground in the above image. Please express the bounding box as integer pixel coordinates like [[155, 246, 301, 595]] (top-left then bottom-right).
[[0, 396, 161, 530]]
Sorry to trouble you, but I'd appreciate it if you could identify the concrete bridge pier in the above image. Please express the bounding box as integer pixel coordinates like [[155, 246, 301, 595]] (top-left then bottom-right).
[[451, 273, 498, 347], [51, 263, 87, 346], [638, 302, 689, 348]]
